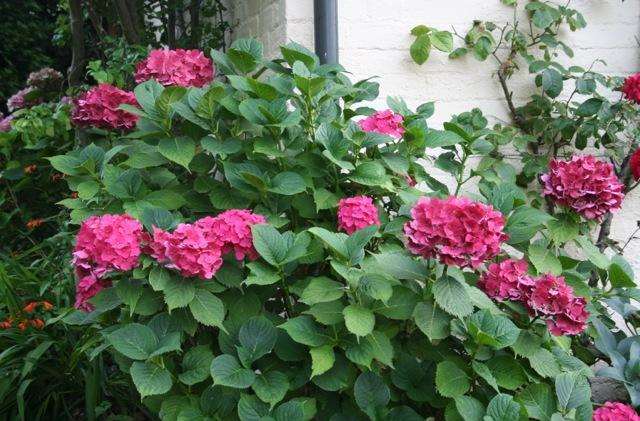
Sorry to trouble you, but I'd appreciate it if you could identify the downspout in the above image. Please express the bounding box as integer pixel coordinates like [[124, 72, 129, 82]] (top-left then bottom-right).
[[313, 0, 339, 64]]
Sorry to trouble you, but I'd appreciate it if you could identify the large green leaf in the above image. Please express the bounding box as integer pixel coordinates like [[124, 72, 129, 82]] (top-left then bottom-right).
[[310, 345, 335, 378], [354, 372, 390, 416], [158, 137, 195, 170], [130, 361, 172, 397], [433, 276, 473, 318], [467, 309, 520, 349], [555, 372, 591, 411], [179, 345, 214, 386], [300, 277, 344, 305], [485, 394, 522, 421], [343, 305, 375, 337], [210, 354, 256, 388], [517, 383, 556, 421], [188, 289, 225, 328], [108, 323, 158, 360], [435, 360, 470, 397], [278, 316, 329, 347], [413, 301, 451, 341], [238, 316, 278, 365], [252, 370, 289, 408], [252, 224, 289, 266], [528, 244, 562, 275]]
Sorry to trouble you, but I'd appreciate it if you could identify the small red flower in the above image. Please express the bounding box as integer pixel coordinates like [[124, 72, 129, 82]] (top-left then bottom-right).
[[41, 301, 54, 311], [630, 148, 640, 181], [30, 319, 45, 329], [622, 73, 640, 104], [26, 219, 44, 230], [23, 301, 38, 313], [17, 320, 29, 331], [0, 318, 13, 329]]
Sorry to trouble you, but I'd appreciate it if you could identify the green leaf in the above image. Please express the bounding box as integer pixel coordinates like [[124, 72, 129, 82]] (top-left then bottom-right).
[[555, 372, 590, 411], [374, 286, 418, 320], [201, 136, 242, 156], [414, 301, 451, 341], [303, 300, 345, 326], [486, 356, 527, 390], [454, 396, 485, 421], [144, 190, 186, 210], [410, 34, 431, 65], [188, 289, 225, 328], [575, 98, 603, 117], [237, 393, 270, 421], [274, 400, 305, 421], [517, 383, 556, 421], [371, 252, 428, 280], [245, 261, 280, 286], [164, 277, 196, 310], [279, 316, 329, 347], [486, 394, 522, 421], [228, 38, 263, 73], [436, 360, 470, 397], [359, 274, 393, 302], [542, 68, 563, 98], [528, 348, 561, 378], [238, 316, 278, 364], [77, 180, 99, 200], [130, 361, 172, 397], [252, 370, 289, 408], [269, 172, 307, 195], [149, 331, 181, 357], [506, 206, 553, 244], [308, 227, 348, 258], [349, 161, 388, 187], [210, 354, 256, 388], [528, 244, 562, 275], [547, 213, 579, 244], [609, 254, 635, 288], [343, 305, 375, 337], [313, 188, 339, 211], [149, 266, 173, 291], [47, 155, 83, 175], [252, 224, 288, 266], [179, 345, 214, 385], [430, 31, 453, 52], [158, 137, 195, 170], [467, 309, 520, 349], [354, 372, 390, 415], [433, 276, 473, 318], [425, 129, 465, 148], [574, 236, 609, 269], [300, 277, 344, 305], [310, 345, 335, 377], [108, 323, 158, 360], [472, 361, 500, 392]]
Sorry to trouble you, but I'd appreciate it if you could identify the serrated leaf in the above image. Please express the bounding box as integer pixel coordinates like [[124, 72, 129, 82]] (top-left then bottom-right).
[[163, 276, 196, 310], [436, 360, 470, 397], [555, 372, 591, 410], [310, 345, 335, 377], [238, 316, 277, 364], [188, 289, 225, 329], [354, 372, 390, 415], [252, 370, 289, 408], [414, 301, 451, 341], [279, 316, 329, 347], [300, 277, 344, 305], [179, 345, 214, 385], [343, 305, 375, 338], [108, 323, 158, 360], [433, 276, 473, 318], [210, 354, 256, 388], [158, 137, 195, 170], [130, 361, 172, 397], [486, 394, 521, 421]]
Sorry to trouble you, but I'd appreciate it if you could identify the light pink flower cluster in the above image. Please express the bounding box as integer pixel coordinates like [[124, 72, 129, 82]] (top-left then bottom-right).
[[593, 402, 640, 421], [404, 197, 508, 268], [623, 73, 640, 104], [477, 259, 533, 302], [149, 210, 265, 279], [135, 49, 214, 87], [541, 155, 624, 220], [0, 115, 13, 132], [71, 84, 139, 131], [359, 109, 405, 138], [337, 196, 380, 235], [26, 67, 63, 91], [7, 87, 41, 112], [73, 214, 145, 310], [478, 261, 589, 336]]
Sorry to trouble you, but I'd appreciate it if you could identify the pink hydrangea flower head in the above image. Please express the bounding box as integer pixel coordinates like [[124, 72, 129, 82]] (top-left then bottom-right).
[[73, 214, 144, 276], [358, 109, 405, 138], [26, 67, 63, 91], [546, 296, 589, 336], [527, 274, 574, 316], [478, 259, 534, 301], [623, 73, 640, 104], [135, 49, 214, 87], [337, 196, 380, 235], [196, 210, 266, 261], [0, 114, 13, 132], [541, 155, 624, 220], [594, 402, 640, 421], [71, 84, 139, 131], [144, 227, 172, 262], [630, 149, 640, 181], [74, 273, 111, 312], [404, 196, 508, 268], [155, 222, 223, 279], [7, 87, 41, 111]]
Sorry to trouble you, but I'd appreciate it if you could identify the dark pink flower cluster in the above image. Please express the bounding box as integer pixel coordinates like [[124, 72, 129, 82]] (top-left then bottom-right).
[[478, 261, 589, 336], [149, 210, 265, 279], [359, 109, 405, 138], [135, 49, 214, 87], [26, 67, 63, 91], [7, 87, 41, 112], [630, 149, 640, 181], [337, 196, 380, 235], [0, 114, 13, 132], [623, 73, 640, 104], [404, 197, 508, 268], [73, 214, 145, 310], [477, 259, 533, 302], [71, 84, 139, 131], [593, 402, 640, 421], [541, 155, 624, 220]]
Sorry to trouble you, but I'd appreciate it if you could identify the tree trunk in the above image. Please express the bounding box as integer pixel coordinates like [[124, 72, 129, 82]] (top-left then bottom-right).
[[115, 0, 141, 44], [167, 0, 177, 48], [68, 0, 85, 87], [189, 0, 201, 48]]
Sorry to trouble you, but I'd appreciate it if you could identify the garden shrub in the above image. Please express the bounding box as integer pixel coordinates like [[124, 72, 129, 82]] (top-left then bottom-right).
[[44, 36, 640, 420]]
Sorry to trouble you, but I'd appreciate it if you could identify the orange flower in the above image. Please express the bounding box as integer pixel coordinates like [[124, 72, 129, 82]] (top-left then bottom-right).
[[0, 318, 12, 329], [30, 319, 45, 329], [17, 320, 29, 331], [41, 301, 54, 311], [26, 219, 44, 230], [24, 164, 37, 174], [23, 301, 38, 313]]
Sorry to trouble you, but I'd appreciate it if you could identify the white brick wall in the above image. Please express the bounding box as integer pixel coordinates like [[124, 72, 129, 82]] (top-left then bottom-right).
[[228, 0, 286, 58], [230, 0, 640, 273]]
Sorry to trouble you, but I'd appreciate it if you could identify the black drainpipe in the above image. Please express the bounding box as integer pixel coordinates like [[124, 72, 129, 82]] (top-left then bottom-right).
[[313, 0, 339, 64]]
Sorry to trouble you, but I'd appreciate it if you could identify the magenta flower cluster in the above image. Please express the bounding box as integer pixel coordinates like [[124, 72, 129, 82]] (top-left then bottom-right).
[[404, 197, 508, 268], [479, 259, 589, 336], [593, 402, 640, 421], [72, 214, 145, 311], [135, 49, 214, 87], [358, 109, 405, 138], [337, 196, 380, 234], [542, 155, 624, 220], [623, 73, 640, 104], [150, 210, 265, 279], [71, 84, 139, 131]]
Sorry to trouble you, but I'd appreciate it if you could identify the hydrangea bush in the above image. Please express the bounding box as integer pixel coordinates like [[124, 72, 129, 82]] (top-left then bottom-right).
[[49, 39, 640, 420]]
